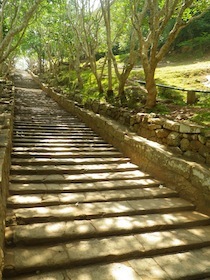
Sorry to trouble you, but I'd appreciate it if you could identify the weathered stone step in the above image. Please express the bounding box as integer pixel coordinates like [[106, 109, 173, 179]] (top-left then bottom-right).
[[13, 115, 83, 121], [10, 162, 139, 175], [9, 178, 160, 194], [13, 134, 102, 140], [7, 247, 210, 280], [13, 125, 93, 130], [12, 146, 117, 153], [12, 143, 112, 148], [6, 197, 195, 225], [12, 138, 106, 144], [14, 124, 91, 130], [11, 157, 130, 166], [5, 212, 210, 246], [7, 186, 178, 208], [13, 131, 98, 137], [11, 151, 123, 159], [10, 170, 152, 184], [14, 119, 86, 123], [3, 227, 210, 277], [14, 118, 85, 123]]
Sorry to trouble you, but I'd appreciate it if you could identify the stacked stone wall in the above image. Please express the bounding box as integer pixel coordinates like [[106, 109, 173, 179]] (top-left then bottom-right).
[[0, 81, 14, 278], [84, 101, 210, 165]]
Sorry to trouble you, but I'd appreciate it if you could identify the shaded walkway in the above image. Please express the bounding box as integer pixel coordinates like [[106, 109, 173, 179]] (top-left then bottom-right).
[[3, 72, 210, 279]]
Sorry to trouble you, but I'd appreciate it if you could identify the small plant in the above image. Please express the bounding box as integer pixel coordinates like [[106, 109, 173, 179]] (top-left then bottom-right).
[[190, 112, 210, 126], [146, 103, 170, 115]]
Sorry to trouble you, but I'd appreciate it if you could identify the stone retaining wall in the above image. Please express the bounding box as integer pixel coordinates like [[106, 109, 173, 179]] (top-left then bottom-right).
[[37, 82, 210, 216], [0, 81, 14, 278], [83, 101, 210, 165]]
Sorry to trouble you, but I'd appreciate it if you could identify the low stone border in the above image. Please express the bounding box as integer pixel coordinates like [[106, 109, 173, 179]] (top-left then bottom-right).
[[83, 101, 210, 165], [32, 78, 209, 216], [0, 81, 14, 278]]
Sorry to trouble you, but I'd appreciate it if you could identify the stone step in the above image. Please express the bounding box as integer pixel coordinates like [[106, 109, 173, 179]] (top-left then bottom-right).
[[6, 247, 210, 280], [12, 142, 112, 148], [12, 146, 117, 153], [13, 125, 94, 130], [12, 134, 102, 140], [11, 157, 130, 166], [10, 162, 139, 175], [12, 138, 106, 144], [9, 170, 152, 183], [14, 119, 85, 124], [14, 119, 87, 124], [11, 151, 123, 159], [9, 178, 161, 194], [13, 125, 92, 130], [14, 115, 83, 119], [7, 186, 178, 208], [13, 131, 98, 137], [6, 197, 195, 225], [5, 212, 210, 246], [3, 227, 210, 277]]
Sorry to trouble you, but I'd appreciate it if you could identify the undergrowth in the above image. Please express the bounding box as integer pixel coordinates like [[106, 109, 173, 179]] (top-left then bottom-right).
[[41, 53, 210, 126]]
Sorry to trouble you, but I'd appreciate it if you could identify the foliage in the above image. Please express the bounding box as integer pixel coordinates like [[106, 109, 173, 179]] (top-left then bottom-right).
[[1, 0, 210, 113], [190, 111, 210, 126], [0, 0, 43, 66]]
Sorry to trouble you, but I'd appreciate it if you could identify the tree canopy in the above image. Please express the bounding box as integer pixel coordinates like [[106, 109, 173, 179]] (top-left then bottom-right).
[[1, 0, 210, 108]]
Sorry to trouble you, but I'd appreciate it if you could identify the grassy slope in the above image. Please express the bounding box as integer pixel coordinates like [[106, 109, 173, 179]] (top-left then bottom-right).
[[55, 53, 210, 126], [130, 54, 210, 126]]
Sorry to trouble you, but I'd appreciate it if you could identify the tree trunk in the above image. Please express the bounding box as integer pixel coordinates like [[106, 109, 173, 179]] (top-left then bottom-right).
[[118, 78, 127, 105], [89, 57, 104, 94], [74, 53, 83, 89], [96, 77, 104, 94], [145, 71, 158, 109], [0, 63, 3, 77], [38, 54, 43, 74], [76, 69, 83, 89]]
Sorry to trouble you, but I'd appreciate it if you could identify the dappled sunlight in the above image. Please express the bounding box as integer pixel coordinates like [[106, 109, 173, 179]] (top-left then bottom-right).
[[188, 226, 210, 242], [110, 263, 139, 280], [8, 195, 42, 204], [45, 223, 65, 233], [6, 77, 210, 280]]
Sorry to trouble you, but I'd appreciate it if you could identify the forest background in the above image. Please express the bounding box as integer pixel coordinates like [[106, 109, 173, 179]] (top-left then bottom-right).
[[1, 0, 210, 124]]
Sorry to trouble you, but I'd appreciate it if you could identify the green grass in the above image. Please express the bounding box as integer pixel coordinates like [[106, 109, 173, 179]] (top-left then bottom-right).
[[155, 60, 210, 90], [190, 112, 210, 126], [44, 53, 210, 126]]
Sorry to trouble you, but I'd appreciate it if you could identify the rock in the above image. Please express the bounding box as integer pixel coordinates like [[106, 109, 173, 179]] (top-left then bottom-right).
[[198, 135, 206, 145], [180, 123, 203, 134], [167, 132, 181, 146], [163, 120, 180, 132], [180, 138, 190, 152], [156, 129, 170, 139], [184, 151, 205, 164]]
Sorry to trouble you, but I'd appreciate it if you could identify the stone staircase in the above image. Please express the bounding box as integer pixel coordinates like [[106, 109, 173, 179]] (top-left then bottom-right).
[[3, 82, 210, 279]]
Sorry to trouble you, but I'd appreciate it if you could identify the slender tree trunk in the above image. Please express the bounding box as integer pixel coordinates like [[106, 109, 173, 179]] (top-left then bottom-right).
[[107, 1, 113, 99], [145, 69, 158, 108], [89, 56, 104, 94], [96, 75, 104, 94], [38, 54, 43, 74], [74, 52, 83, 89], [100, 0, 113, 99], [0, 63, 3, 77], [118, 78, 127, 104]]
